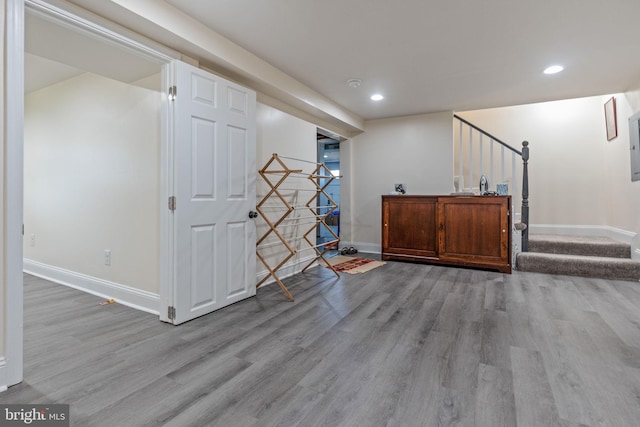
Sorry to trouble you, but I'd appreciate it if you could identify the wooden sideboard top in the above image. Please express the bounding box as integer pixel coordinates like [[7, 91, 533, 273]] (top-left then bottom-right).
[[381, 194, 511, 199]]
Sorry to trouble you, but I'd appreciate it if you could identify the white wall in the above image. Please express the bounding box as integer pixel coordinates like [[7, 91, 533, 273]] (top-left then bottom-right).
[[257, 103, 317, 166], [460, 91, 640, 243], [255, 103, 319, 281], [624, 86, 640, 112], [607, 89, 640, 241], [24, 73, 161, 294], [347, 111, 454, 249]]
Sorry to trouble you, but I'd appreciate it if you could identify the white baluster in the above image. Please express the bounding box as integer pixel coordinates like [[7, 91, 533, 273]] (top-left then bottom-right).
[[469, 127, 473, 192], [512, 152, 516, 196], [490, 139, 495, 188], [479, 133, 484, 184], [501, 146, 505, 184], [458, 121, 463, 191]]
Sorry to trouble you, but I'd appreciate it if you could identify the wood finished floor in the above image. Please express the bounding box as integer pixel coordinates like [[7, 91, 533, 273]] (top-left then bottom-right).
[[3, 261, 640, 426]]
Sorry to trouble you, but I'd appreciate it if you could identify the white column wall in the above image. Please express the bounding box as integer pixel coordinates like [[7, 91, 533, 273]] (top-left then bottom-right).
[[0, 0, 7, 367], [2, 0, 23, 389]]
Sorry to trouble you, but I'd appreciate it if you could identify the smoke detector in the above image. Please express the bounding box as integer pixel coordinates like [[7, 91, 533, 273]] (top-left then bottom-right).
[[347, 79, 362, 88]]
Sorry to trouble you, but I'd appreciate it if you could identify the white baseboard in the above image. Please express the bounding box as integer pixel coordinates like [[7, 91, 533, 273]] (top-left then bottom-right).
[[340, 226, 640, 261], [529, 224, 639, 259], [0, 357, 7, 393], [338, 241, 381, 255], [23, 259, 160, 315]]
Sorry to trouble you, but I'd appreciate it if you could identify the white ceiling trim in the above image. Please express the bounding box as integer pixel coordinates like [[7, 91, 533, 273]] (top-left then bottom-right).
[[106, 0, 365, 136], [26, 0, 179, 63]]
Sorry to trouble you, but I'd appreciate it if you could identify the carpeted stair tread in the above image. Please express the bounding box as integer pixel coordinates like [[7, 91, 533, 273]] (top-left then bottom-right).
[[529, 234, 630, 258], [517, 252, 640, 281]]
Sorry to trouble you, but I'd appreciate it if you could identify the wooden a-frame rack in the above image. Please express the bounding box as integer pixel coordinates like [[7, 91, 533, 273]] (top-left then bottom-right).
[[256, 153, 340, 301]]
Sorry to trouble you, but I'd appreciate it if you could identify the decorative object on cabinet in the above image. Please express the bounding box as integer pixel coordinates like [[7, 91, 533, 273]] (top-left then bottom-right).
[[479, 174, 488, 194], [496, 183, 508, 195], [381, 195, 511, 273], [256, 153, 340, 301]]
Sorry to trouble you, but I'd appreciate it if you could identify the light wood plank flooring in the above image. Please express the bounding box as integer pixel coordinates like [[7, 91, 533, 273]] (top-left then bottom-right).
[[3, 259, 640, 426]]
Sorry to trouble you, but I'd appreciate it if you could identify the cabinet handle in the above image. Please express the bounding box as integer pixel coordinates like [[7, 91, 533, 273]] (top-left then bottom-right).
[[502, 229, 506, 233]]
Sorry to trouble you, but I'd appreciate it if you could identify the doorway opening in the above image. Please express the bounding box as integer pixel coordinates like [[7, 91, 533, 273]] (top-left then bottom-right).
[[6, 0, 257, 388], [316, 129, 340, 249], [2, 0, 178, 388], [23, 7, 165, 311]]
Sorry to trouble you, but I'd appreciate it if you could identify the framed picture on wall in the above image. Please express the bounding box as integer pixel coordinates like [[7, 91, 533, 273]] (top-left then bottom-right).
[[605, 96, 618, 141]]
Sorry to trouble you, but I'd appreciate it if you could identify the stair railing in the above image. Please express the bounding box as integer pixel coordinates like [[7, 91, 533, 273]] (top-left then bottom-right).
[[453, 114, 530, 253]]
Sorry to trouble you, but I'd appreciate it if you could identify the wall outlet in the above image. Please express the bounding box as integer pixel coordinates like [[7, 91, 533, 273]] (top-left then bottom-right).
[[104, 250, 111, 266], [30, 234, 35, 247]]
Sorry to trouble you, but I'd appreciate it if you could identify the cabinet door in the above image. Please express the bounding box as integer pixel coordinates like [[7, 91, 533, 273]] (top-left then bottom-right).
[[383, 196, 438, 258], [437, 197, 510, 266]]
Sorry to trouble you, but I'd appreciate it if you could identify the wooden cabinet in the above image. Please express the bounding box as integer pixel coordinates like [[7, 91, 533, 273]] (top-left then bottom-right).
[[382, 195, 511, 273], [382, 196, 438, 259]]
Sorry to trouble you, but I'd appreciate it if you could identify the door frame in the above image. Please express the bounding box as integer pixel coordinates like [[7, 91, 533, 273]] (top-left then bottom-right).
[[4, 0, 25, 388], [3, 0, 181, 387]]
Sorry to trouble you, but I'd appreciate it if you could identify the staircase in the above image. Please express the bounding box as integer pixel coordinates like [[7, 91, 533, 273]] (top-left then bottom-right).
[[517, 234, 640, 281]]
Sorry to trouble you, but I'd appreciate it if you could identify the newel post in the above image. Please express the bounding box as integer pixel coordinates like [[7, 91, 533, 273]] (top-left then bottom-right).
[[521, 141, 530, 252]]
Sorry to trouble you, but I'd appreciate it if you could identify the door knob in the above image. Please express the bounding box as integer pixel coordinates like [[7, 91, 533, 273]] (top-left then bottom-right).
[[249, 211, 258, 219]]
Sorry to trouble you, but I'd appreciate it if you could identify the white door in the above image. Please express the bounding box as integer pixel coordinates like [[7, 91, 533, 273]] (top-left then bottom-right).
[[170, 60, 257, 325]]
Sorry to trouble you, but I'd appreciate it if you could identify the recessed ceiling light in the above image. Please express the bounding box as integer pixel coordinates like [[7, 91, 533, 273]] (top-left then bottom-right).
[[543, 65, 564, 75], [371, 94, 384, 101]]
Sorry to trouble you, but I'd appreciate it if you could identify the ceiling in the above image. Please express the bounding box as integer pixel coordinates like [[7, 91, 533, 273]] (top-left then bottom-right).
[[25, 53, 84, 93], [29, 0, 640, 123], [158, 0, 640, 120]]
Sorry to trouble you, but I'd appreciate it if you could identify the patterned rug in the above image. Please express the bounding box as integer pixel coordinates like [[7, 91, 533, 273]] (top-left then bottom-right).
[[323, 255, 386, 274]]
